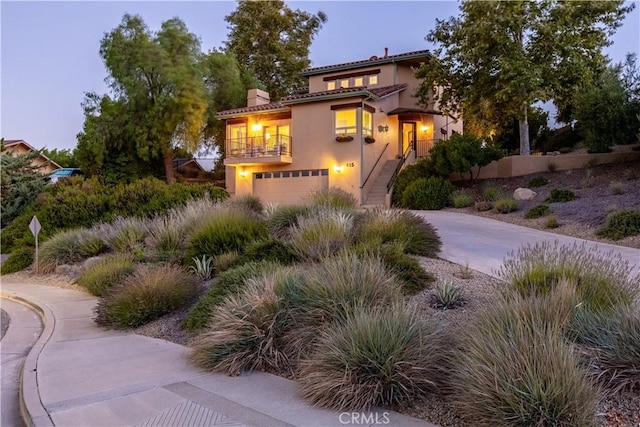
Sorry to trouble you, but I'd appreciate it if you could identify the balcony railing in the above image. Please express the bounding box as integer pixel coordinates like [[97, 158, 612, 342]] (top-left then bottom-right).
[[226, 135, 292, 159]]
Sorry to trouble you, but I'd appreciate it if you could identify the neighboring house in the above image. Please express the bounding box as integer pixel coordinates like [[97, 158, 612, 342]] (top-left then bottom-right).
[[172, 158, 206, 176], [216, 48, 463, 206], [2, 139, 61, 174]]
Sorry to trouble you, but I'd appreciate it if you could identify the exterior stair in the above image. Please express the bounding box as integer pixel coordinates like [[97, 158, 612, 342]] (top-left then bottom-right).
[[363, 159, 402, 207]]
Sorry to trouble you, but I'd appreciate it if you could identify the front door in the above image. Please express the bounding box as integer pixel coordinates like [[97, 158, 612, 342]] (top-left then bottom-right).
[[402, 123, 416, 156]]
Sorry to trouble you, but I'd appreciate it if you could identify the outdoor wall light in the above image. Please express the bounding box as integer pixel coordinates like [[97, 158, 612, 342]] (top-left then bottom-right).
[[377, 125, 389, 133], [333, 164, 345, 173], [420, 125, 429, 132], [239, 169, 248, 177], [251, 123, 262, 132]]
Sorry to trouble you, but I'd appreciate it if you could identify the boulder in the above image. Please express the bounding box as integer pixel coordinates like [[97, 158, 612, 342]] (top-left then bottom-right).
[[513, 188, 537, 201]]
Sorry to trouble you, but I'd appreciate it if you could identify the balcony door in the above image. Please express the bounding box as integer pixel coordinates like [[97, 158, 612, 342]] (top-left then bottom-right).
[[264, 125, 290, 154], [228, 124, 247, 155]]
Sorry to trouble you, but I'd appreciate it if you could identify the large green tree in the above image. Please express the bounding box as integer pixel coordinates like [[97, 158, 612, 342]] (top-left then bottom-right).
[[224, 0, 327, 101], [416, 0, 633, 155], [98, 14, 208, 183]]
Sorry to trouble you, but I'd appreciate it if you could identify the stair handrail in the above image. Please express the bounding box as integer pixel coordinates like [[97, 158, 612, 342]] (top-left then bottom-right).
[[386, 144, 413, 194], [360, 143, 390, 189]]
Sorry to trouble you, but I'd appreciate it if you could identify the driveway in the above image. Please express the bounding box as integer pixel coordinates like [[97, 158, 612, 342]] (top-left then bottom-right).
[[413, 210, 640, 278]]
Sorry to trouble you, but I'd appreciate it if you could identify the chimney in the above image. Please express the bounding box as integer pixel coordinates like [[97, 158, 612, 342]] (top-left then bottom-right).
[[384, 47, 388, 58], [247, 89, 270, 107]]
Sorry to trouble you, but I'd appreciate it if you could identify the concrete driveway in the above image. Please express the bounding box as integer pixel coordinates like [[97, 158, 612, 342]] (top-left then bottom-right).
[[413, 210, 640, 278]]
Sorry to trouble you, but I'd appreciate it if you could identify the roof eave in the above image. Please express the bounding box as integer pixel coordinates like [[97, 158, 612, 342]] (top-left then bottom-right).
[[215, 107, 291, 119], [281, 90, 378, 105]]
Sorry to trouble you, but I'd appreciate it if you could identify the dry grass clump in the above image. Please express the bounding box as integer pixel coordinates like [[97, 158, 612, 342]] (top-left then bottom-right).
[[299, 304, 441, 410], [289, 209, 354, 262], [75, 253, 135, 296], [264, 204, 312, 240], [95, 264, 200, 329], [450, 286, 598, 426], [305, 187, 358, 210], [189, 268, 299, 375], [38, 228, 106, 273], [99, 217, 148, 258]]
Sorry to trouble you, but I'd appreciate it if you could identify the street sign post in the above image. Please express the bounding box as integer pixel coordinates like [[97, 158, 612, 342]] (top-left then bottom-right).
[[29, 216, 41, 274]]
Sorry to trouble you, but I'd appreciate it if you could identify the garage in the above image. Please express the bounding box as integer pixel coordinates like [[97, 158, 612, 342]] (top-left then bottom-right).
[[253, 169, 329, 205]]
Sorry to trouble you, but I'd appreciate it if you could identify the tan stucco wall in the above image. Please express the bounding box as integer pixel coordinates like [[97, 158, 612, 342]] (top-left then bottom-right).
[[5, 143, 59, 174], [452, 151, 640, 181], [308, 64, 396, 93]]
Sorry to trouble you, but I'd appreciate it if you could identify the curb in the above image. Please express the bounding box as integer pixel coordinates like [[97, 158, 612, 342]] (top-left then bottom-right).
[[1, 291, 56, 427]]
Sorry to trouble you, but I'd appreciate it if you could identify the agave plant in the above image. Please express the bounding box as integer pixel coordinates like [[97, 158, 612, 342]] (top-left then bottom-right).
[[189, 255, 214, 280]]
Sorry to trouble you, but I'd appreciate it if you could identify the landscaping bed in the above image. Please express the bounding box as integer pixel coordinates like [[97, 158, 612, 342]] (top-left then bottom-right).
[[449, 159, 640, 249]]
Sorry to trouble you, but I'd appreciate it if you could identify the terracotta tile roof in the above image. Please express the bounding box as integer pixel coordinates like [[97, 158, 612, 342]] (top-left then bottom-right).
[[215, 102, 287, 117], [369, 83, 408, 97], [303, 50, 431, 76]]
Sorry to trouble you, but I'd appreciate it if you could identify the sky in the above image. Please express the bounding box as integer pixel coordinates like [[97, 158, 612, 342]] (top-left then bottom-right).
[[1, 1, 639, 152]]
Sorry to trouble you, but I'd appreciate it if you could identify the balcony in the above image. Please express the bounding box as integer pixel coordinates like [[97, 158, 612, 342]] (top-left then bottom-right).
[[224, 135, 293, 166]]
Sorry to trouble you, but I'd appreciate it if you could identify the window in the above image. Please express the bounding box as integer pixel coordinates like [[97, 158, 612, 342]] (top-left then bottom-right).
[[354, 77, 364, 87], [335, 109, 357, 134], [362, 110, 373, 136], [327, 81, 336, 90], [340, 79, 349, 88], [368, 75, 378, 85]]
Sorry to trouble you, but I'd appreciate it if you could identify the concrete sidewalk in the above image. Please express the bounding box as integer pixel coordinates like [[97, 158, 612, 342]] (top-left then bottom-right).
[[413, 210, 640, 278], [0, 282, 435, 427]]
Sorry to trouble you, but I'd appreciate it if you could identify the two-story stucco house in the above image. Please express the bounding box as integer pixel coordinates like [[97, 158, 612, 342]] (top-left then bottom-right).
[[216, 49, 462, 206]]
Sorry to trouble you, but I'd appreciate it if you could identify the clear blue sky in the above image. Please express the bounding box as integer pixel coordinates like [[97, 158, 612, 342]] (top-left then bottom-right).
[[1, 1, 638, 151]]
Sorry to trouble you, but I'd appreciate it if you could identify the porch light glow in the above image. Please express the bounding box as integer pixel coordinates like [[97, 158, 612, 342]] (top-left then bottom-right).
[[333, 164, 345, 173], [420, 125, 429, 132], [251, 123, 262, 132], [239, 169, 248, 177]]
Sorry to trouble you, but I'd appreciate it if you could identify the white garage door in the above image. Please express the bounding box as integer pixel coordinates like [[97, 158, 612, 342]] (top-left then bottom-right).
[[253, 169, 329, 205]]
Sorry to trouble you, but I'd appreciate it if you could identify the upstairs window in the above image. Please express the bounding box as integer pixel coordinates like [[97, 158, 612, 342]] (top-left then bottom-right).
[[362, 110, 373, 136], [354, 77, 364, 87], [326, 81, 336, 90], [368, 75, 378, 85], [335, 109, 357, 134], [340, 79, 349, 88]]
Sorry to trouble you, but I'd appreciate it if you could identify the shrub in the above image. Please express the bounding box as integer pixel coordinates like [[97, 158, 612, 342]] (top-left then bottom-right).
[[597, 209, 640, 240], [306, 187, 357, 210], [213, 251, 242, 273], [298, 304, 439, 410], [289, 209, 354, 262], [498, 241, 638, 314], [39, 229, 106, 273], [428, 134, 503, 183], [95, 265, 200, 329], [75, 254, 135, 296], [265, 204, 311, 240], [431, 280, 465, 309], [558, 147, 572, 154], [474, 200, 492, 212], [401, 177, 454, 210], [452, 291, 596, 426], [240, 238, 297, 265], [186, 211, 267, 261], [355, 209, 441, 257], [527, 176, 549, 188], [545, 214, 560, 229], [450, 189, 474, 208], [546, 188, 575, 203], [569, 307, 640, 393], [222, 195, 264, 217], [189, 267, 298, 375], [391, 158, 433, 207], [280, 254, 403, 358], [183, 261, 283, 332], [492, 197, 518, 214], [481, 186, 502, 202], [352, 243, 435, 295], [100, 217, 148, 258], [524, 204, 552, 219], [609, 181, 625, 195], [547, 162, 558, 172], [189, 255, 214, 280], [146, 216, 186, 262], [0, 245, 34, 274]]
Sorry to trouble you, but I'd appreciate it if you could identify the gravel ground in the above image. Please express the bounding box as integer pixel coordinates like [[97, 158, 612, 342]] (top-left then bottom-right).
[[451, 159, 640, 249]]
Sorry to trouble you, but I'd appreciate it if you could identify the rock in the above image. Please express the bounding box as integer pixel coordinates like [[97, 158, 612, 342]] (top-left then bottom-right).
[[513, 188, 537, 201]]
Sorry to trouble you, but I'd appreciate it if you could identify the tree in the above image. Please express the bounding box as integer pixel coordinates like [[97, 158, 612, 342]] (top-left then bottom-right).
[[201, 50, 250, 158], [416, 0, 633, 155], [225, 0, 327, 101], [98, 14, 208, 183], [40, 147, 79, 168], [0, 139, 47, 227], [428, 134, 503, 183], [492, 107, 551, 154], [575, 66, 635, 153]]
